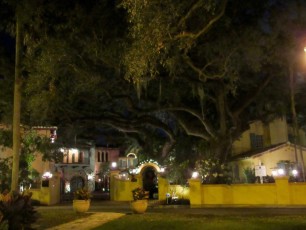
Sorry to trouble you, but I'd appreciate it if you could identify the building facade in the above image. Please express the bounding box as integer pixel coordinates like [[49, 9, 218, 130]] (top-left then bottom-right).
[[231, 117, 306, 182]]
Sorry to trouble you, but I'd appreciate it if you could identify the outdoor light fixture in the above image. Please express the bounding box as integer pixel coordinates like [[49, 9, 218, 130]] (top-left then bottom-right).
[[42, 171, 53, 179], [160, 167, 165, 173], [272, 168, 287, 177], [292, 169, 298, 176], [65, 182, 71, 193], [272, 170, 278, 176], [192, 171, 199, 179], [119, 172, 129, 180], [277, 168, 285, 175], [111, 162, 117, 168], [88, 174, 93, 180]]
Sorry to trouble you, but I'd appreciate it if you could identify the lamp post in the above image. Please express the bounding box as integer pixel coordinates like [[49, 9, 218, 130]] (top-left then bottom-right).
[[289, 59, 305, 181]]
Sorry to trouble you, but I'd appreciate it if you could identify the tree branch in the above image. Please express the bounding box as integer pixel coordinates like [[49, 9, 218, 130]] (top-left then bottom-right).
[[162, 107, 216, 139], [232, 74, 275, 117], [175, 0, 228, 40]]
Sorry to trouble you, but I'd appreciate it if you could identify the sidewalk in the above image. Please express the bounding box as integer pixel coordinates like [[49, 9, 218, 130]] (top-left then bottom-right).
[[45, 212, 125, 230]]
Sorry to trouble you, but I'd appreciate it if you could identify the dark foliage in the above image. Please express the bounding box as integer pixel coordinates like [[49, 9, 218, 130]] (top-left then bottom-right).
[[0, 190, 37, 230]]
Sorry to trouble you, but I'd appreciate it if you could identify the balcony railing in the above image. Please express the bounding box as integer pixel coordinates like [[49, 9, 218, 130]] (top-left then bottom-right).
[[56, 159, 90, 165]]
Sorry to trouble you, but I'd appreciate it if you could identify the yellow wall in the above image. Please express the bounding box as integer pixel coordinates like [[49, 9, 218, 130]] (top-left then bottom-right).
[[232, 130, 251, 156], [110, 172, 306, 207], [200, 184, 276, 205], [269, 118, 288, 145], [232, 118, 297, 155], [189, 177, 306, 207], [234, 144, 306, 179], [110, 173, 190, 202], [29, 172, 60, 205], [299, 129, 306, 146], [112, 177, 141, 201], [232, 118, 306, 156], [250, 121, 264, 135]]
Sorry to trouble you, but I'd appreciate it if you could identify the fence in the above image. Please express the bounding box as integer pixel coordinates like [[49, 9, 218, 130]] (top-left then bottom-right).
[[110, 172, 306, 207], [189, 176, 306, 206]]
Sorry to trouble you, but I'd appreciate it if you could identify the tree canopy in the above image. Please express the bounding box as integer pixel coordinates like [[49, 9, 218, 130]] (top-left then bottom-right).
[[1, 0, 306, 167]]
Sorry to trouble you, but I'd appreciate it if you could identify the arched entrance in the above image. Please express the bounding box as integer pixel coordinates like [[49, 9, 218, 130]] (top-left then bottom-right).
[[142, 166, 158, 199], [70, 176, 85, 192]]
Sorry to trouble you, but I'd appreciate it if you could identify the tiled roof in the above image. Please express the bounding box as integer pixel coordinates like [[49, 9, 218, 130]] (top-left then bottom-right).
[[230, 142, 290, 161]]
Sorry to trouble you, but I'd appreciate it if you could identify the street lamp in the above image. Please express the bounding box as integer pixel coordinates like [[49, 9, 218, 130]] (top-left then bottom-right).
[[289, 49, 306, 181]]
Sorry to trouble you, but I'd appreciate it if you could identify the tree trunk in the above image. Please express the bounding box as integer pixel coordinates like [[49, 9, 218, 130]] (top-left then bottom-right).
[[217, 85, 226, 136], [11, 9, 22, 191]]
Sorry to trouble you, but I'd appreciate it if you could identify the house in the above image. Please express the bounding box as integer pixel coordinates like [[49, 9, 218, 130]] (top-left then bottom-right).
[[230, 117, 306, 182], [94, 146, 120, 192], [0, 125, 57, 189], [0, 126, 125, 194]]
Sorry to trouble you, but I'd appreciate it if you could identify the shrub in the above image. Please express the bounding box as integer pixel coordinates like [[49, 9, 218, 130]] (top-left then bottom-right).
[[243, 167, 256, 183], [132, 187, 146, 201], [0, 190, 37, 230], [73, 187, 91, 200]]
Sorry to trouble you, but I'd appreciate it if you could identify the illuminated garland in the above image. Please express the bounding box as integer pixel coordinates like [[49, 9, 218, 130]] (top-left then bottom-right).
[[130, 159, 163, 174]]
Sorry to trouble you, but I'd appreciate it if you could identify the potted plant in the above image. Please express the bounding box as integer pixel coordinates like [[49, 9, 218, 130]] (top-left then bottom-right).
[[130, 187, 148, 214], [73, 187, 91, 213]]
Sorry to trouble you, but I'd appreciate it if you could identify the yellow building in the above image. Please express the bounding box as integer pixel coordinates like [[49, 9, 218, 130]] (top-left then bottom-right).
[[231, 117, 306, 182]]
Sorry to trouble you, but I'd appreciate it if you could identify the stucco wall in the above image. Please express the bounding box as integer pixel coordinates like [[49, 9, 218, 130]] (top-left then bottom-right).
[[110, 173, 190, 202], [235, 144, 306, 178], [29, 172, 60, 205], [189, 177, 306, 206], [232, 118, 297, 156], [269, 118, 288, 145], [232, 130, 251, 155]]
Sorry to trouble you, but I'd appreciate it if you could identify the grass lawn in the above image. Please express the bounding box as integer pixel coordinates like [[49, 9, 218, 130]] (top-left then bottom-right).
[[92, 213, 306, 230]]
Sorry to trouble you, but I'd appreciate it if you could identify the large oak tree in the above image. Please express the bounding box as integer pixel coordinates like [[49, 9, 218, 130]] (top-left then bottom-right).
[[2, 0, 306, 175]]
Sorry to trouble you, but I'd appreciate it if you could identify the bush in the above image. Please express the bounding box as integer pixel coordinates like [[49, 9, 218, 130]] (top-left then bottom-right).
[[132, 187, 146, 201], [0, 190, 37, 230], [243, 167, 256, 183], [73, 188, 91, 200]]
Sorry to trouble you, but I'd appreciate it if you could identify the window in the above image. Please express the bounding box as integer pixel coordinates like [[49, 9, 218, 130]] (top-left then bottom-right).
[[121, 159, 126, 168], [79, 151, 83, 163], [105, 152, 108, 162], [97, 152, 101, 162], [250, 133, 263, 149], [72, 153, 75, 163]]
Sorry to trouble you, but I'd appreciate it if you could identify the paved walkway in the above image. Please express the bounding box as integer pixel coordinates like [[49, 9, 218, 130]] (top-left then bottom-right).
[[45, 212, 125, 230]]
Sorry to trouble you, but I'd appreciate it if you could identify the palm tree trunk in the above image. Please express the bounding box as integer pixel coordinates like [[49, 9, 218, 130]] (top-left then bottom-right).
[[11, 9, 22, 191]]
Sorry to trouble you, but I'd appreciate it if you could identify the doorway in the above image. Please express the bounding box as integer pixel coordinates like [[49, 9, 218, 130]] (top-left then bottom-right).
[[142, 166, 158, 199], [70, 176, 85, 192]]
